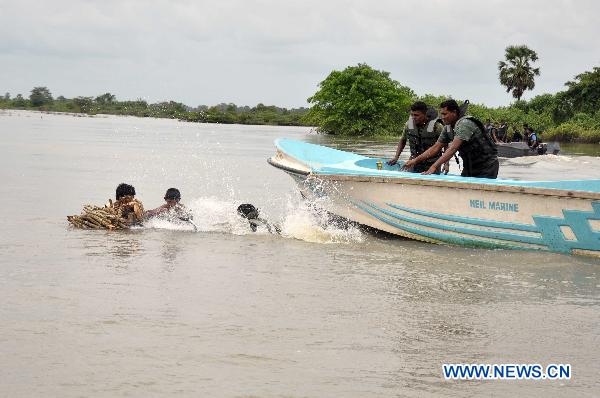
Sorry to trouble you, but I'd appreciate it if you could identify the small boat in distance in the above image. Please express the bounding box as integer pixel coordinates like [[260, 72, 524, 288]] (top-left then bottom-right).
[[497, 141, 560, 158], [268, 139, 600, 257]]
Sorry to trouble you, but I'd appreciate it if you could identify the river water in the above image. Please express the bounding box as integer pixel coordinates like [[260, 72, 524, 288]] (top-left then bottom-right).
[[1, 110, 598, 397]]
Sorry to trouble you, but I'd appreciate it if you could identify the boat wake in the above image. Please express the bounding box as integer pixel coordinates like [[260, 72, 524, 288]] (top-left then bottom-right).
[[278, 200, 365, 244], [500, 154, 600, 180], [142, 196, 365, 244]]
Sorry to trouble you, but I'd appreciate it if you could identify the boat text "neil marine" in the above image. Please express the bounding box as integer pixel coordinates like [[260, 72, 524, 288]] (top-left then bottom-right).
[[469, 199, 519, 212]]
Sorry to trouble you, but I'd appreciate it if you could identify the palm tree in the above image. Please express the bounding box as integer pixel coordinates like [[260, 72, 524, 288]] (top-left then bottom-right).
[[498, 45, 540, 101]]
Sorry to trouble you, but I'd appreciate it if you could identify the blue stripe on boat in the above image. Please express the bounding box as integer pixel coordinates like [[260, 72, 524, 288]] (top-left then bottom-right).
[[385, 203, 540, 233], [354, 200, 600, 254], [360, 201, 545, 246], [353, 201, 540, 251]]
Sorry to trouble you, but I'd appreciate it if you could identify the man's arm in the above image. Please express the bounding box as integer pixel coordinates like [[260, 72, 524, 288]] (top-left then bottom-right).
[[387, 137, 407, 165], [144, 204, 168, 218], [422, 138, 463, 175], [402, 141, 444, 170]]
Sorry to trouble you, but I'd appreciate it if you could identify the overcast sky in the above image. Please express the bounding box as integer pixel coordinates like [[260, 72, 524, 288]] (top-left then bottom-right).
[[1, 0, 598, 108]]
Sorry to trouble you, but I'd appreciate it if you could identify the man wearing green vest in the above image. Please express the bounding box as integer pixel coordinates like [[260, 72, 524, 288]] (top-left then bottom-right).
[[403, 99, 499, 178], [387, 101, 446, 173]]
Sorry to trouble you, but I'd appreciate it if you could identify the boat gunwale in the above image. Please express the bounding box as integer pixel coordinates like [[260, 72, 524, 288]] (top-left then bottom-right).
[[267, 157, 310, 176], [271, 138, 600, 200]]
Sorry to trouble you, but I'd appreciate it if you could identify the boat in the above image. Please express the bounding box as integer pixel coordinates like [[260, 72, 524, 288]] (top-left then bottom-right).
[[268, 138, 600, 257], [497, 141, 560, 158]]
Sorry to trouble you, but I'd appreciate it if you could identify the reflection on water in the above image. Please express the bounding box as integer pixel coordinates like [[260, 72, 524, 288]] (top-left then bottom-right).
[[82, 230, 145, 260], [160, 234, 182, 266], [385, 250, 600, 306], [561, 142, 600, 157]]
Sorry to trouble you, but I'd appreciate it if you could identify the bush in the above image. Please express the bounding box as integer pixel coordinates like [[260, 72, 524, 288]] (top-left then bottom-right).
[[544, 122, 600, 143], [307, 63, 415, 136]]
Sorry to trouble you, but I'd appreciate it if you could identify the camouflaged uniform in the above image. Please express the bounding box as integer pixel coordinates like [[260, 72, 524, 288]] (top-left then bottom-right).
[[402, 117, 444, 173], [438, 116, 499, 178]]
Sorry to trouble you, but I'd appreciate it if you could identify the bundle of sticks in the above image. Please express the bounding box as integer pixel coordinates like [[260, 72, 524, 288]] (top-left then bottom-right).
[[67, 203, 129, 230]]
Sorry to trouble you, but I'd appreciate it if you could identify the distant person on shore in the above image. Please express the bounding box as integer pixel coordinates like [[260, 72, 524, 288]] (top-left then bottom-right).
[[494, 121, 508, 143], [402, 99, 499, 179], [387, 101, 447, 173], [489, 122, 498, 143], [484, 119, 493, 135], [112, 183, 145, 225], [527, 127, 539, 149], [511, 126, 523, 142]]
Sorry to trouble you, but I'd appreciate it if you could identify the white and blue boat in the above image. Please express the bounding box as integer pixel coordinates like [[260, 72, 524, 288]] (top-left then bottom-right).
[[268, 138, 600, 257]]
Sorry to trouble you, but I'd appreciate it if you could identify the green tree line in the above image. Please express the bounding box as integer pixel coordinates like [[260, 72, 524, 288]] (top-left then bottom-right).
[[0, 89, 310, 127], [306, 59, 600, 142], [2, 57, 600, 142]]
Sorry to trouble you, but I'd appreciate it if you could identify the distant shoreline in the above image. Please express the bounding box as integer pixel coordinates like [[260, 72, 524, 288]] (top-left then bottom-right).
[[0, 108, 317, 128], [0, 107, 313, 126]]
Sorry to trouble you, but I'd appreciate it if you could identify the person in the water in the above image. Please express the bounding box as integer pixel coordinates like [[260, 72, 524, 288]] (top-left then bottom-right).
[[145, 188, 192, 220], [112, 183, 145, 225], [237, 203, 281, 234]]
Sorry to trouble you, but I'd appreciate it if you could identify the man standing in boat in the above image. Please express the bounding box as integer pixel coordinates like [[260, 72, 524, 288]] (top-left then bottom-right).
[[493, 121, 508, 143], [402, 99, 499, 178], [387, 101, 446, 173]]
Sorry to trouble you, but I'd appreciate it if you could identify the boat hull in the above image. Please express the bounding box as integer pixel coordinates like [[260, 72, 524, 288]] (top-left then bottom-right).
[[497, 142, 560, 158], [295, 173, 599, 256], [269, 139, 600, 257]]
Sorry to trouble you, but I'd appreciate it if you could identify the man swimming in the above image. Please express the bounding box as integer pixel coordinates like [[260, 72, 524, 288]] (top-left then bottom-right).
[[145, 188, 188, 217], [145, 188, 197, 230], [237, 203, 281, 234], [112, 183, 145, 225]]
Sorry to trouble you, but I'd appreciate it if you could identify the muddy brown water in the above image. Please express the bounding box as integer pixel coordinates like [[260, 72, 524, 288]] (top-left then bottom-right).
[[1, 110, 599, 397]]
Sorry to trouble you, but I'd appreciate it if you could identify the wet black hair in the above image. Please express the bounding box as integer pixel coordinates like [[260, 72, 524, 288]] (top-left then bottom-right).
[[164, 188, 181, 201], [237, 203, 259, 219], [116, 183, 136, 200], [440, 99, 460, 113], [410, 101, 428, 114]]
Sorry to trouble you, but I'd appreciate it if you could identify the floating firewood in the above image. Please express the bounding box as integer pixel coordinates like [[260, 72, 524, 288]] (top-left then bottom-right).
[[68, 205, 123, 230], [67, 197, 144, 230]]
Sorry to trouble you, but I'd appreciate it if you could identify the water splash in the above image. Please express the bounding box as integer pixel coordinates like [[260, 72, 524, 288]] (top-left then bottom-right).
[[142, 217, 197, 232], [142, 195, 364, 244], [279, 200, 364, 244]]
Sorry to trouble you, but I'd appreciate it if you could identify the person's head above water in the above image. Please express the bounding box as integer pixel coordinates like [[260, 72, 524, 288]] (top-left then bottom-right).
[[164, 188, 181, 207], [237, 203, 259, 220], [236, 203, 280, 234], [116, 183, 136, 200], [164, 188, 181, 201]]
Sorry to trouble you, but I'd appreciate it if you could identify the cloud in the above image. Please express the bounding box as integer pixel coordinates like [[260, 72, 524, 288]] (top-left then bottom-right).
[[0, 0, 598, 107]]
